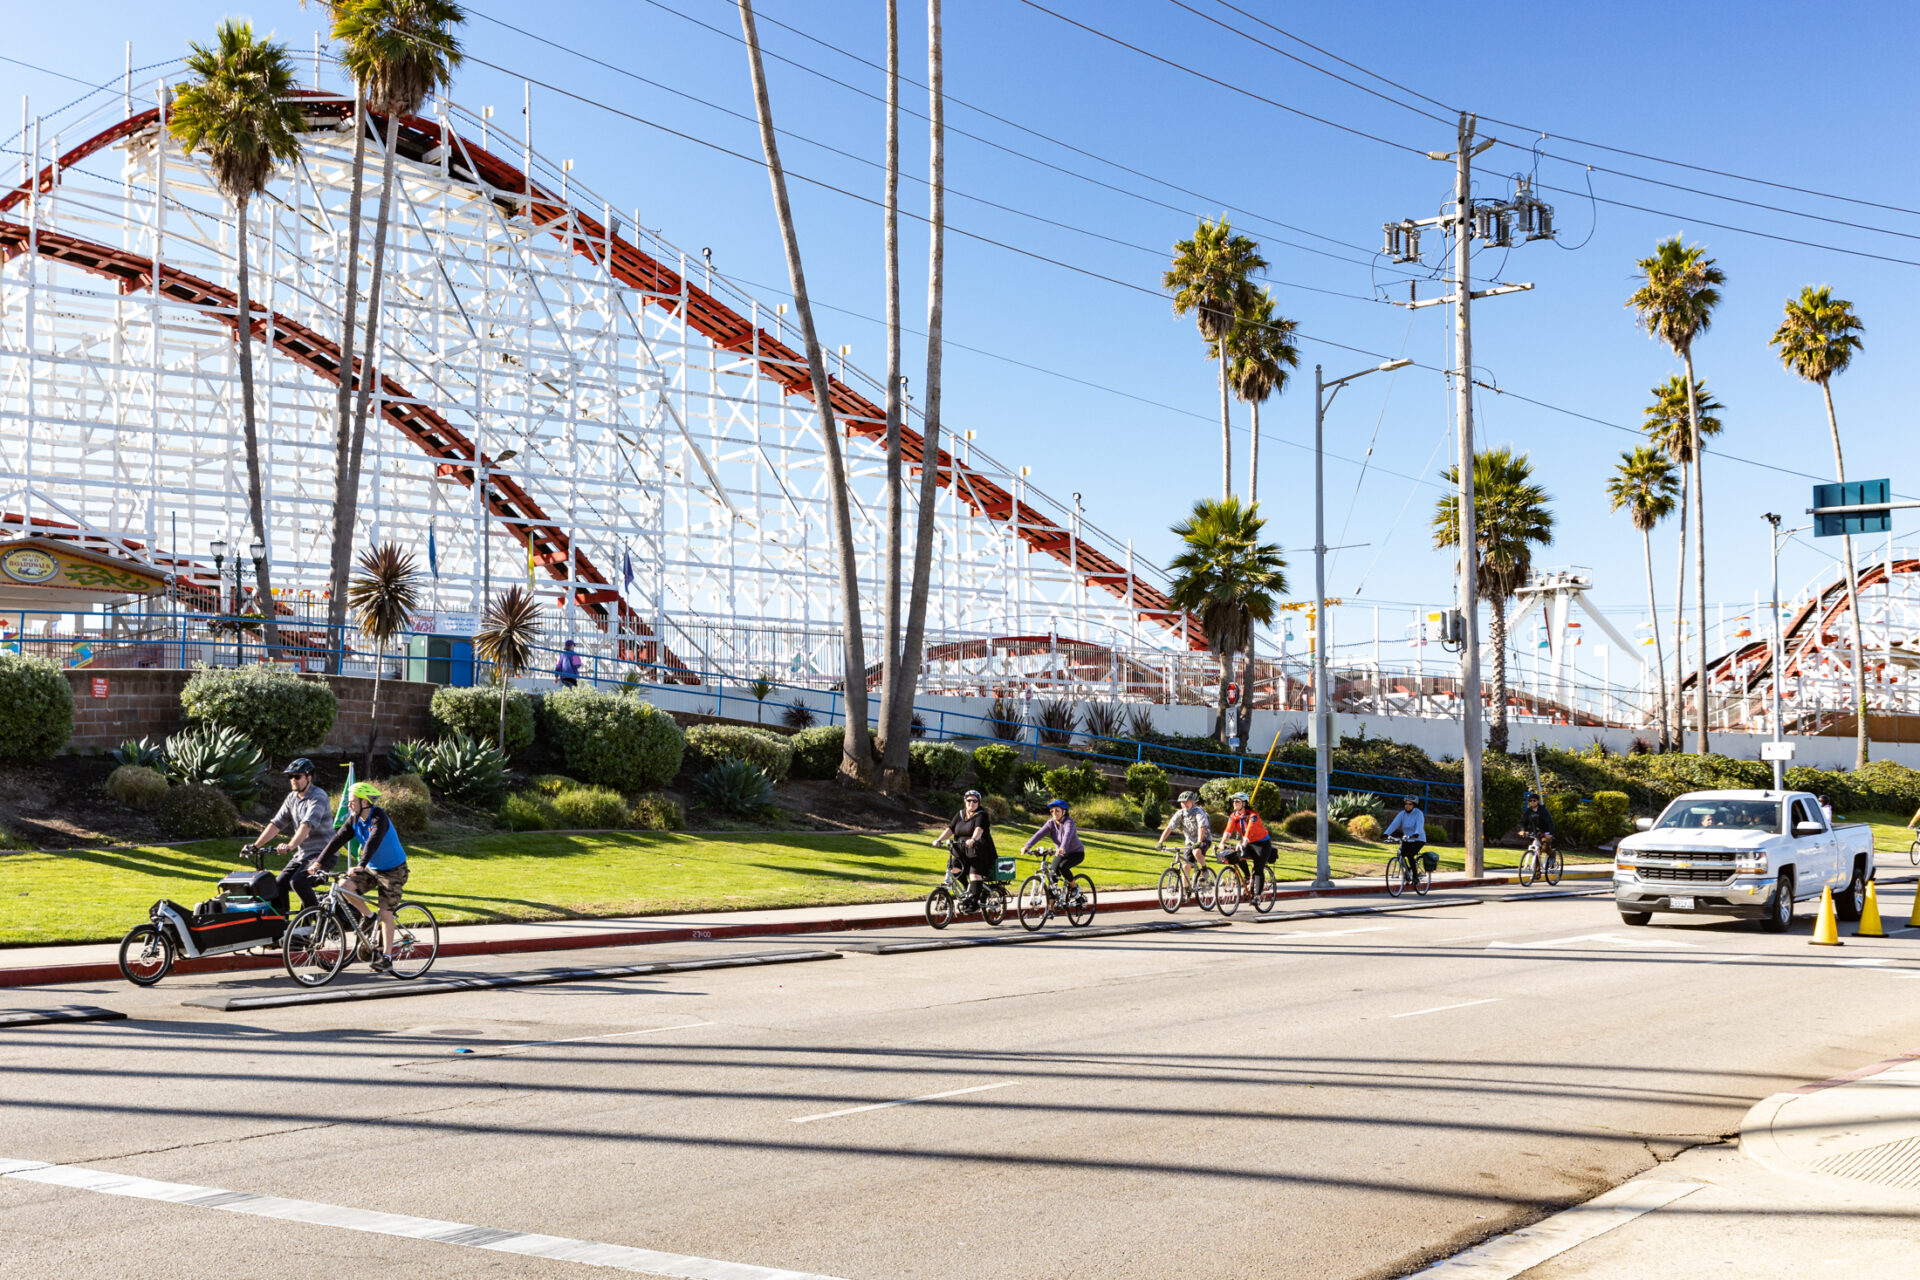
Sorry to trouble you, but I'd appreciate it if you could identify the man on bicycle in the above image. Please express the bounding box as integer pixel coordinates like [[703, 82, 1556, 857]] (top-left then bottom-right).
[[1022, 799, 1086, 886], [314, 781, 410, 973], [1220, 793, 1276, 882], [1517, 793, 1555, 851], [933, 789, 995, 911], [251, 758, 334, 913], [1382, 795, 1426, 866], [1157, 791, 1212, 867]]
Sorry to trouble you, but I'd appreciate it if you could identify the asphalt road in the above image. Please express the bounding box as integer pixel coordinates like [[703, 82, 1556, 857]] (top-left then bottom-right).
[[4, 884, 1920, 1280]]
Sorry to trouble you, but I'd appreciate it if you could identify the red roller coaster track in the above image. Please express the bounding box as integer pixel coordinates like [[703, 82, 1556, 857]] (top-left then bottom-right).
[[1, 94, 1202, 653]]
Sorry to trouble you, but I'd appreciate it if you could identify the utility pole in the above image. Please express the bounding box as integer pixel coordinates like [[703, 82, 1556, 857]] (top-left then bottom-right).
[[1381, 111, 1554, 875]]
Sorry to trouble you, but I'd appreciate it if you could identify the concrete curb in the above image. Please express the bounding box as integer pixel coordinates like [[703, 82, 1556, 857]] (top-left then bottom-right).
[[1737, 1048, 1920, 1190], [0, 869, 1595, 990], [832, 918, 1229, 954], [0, 1005, 127, 1029]]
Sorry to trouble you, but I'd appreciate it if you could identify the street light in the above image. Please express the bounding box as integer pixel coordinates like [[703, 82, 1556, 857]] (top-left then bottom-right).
[[1312, 358, 1412, 888], [1762, 514, 1809, 790]]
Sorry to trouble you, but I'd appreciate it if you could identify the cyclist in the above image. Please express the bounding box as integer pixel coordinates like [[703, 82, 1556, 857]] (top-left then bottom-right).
[[314, 781, 410, 973], [1381, 795, 1426, 868], [933, 789, 995, 911], [250, 758, 335, 913], [1517, 792, 1555, 852], [1022, 798, 1086, 886], [1157, 790, 1212, 870], [1220, 792, 1276, 883]]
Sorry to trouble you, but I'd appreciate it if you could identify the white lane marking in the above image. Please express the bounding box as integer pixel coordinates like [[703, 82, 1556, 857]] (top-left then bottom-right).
[[789, 1081, 1014, 1124], [1837, 958, 1893, 967], [1488, 932, 1699, 950], [0, 1155, 848, 1279], [1268, 925, 1394, 939], [1407, 1178, 1705, 1278], [428, 1020, 716, 1062], [1390, 998, 1500, 1019], [1702, 953, 1756, 964]]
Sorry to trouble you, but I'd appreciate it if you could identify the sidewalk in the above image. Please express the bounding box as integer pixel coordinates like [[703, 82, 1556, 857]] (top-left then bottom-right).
[[1414, 1051, 1920, 1279], [0, 866, 1608, 988]]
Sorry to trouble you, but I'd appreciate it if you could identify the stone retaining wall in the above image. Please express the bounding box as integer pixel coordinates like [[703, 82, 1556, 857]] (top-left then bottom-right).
[[63, 668, 438, 756]]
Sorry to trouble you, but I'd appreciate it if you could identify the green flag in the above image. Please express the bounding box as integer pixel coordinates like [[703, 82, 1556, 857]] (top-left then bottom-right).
[[334, 762, 360, 859]]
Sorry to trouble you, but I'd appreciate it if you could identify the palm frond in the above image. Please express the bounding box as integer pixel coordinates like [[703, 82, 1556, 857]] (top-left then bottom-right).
[[1641, 375, 1723, 464], [1166, 496, 1288, 656], [1165, 216, 1267, 344], [1607, 446, 1679, 534], [334, 0, 466, 116], [345, 543, 422, 643], [168, 20, 304, 208], [1770, 285, 1864, 386], [1432, 447, 1555, 605], [1626, 236, 1725, 358], [474, 585, 544, 680]]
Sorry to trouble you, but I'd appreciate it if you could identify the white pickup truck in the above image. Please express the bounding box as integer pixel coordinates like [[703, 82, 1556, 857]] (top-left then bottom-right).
[[1612, 790, 1875, 931]]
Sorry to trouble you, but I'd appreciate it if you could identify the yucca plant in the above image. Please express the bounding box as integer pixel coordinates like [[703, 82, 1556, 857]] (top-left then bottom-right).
[[346, 542, 423, 771], [989, 695, 1022, 741], [692, 756, 775, 817], [162, 724, 267, 805], [1035, 697, 1075, 747], [780, 699, 817, 730], [474, 584, 544, 752], [1124, 704, 1155, 741], [111, 736, 166, 769], [1081, 701, 1123, 742], [419, 731, 508, 807]]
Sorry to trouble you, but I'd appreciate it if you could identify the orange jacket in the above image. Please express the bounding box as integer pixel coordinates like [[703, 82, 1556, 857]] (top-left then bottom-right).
[[1224, 810, 1269, 843]]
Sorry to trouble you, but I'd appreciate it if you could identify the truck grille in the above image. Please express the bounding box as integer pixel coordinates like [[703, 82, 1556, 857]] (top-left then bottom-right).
[[1640, 850, 1738, 865], [1638, 866, 1734, 884]]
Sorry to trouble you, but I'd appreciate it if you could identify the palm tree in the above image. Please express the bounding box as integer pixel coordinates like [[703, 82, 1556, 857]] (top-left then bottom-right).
[[738, 0, 874, 783], [1166, 218, 1266, 500], [1607, 447, 1680, 751], [326, 0, 465, 664], [1222, 288, 1299, 507], [169, 21, 304, 659], [1628, 237, 1725, 752], [1772, 286, 1869, 767], [474, 585, 544, 751], [345, 543, 422, 770], [1433, 447, 1555, 754], [1167, 497, 1288, 745], [875, 0, 909, 792], [1643, 374, 1722, 747]]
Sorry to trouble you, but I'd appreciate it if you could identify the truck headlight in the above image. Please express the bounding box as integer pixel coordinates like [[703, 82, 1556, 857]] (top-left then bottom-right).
[[1736, 853, 1767, 872], [1614, 851, 1637, 867]]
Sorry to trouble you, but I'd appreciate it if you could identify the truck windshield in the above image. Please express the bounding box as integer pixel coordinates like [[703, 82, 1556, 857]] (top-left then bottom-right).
[[1653, 799, 1781, 832]]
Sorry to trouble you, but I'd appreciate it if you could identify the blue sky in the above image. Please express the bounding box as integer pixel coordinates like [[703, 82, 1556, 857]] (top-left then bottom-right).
[[7, 1, 1919, 678]]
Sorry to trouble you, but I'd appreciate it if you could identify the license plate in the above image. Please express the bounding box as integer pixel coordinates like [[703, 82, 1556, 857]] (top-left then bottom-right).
[[1670, 896, 1695, 910]]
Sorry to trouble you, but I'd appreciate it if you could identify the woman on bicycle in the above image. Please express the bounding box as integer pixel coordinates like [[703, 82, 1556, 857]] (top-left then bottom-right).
[[1022, 799, 1086, 883], [1221, 793, 1276, 881], [933, 790, 995, 910], [1382, 795, 1426, 864]]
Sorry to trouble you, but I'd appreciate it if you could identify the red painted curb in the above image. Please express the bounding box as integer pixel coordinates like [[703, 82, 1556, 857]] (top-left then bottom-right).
[[0, 872, 1540, 990]]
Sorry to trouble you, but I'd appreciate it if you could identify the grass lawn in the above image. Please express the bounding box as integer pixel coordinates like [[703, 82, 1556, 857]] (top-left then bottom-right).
[[0, 821, 1587, 949]]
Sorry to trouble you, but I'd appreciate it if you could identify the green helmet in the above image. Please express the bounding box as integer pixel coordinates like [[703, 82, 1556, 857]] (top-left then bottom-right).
[[350, 781, 383, 802]]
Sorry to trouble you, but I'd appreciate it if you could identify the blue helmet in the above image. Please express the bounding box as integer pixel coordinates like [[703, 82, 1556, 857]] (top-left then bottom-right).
[[1046, 798, 1069, 814]]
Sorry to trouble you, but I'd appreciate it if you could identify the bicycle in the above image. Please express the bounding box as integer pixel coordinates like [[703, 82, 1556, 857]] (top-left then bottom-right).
[[1157, 842, 1219, 913], [925, 857, 1011, 929], [1385, 836, 1430, 898], [1908, 833, 1919, 867], [1213, 836, 1281, 916], [1016, 845, 1098, 931], [1518, 833, 1562, 886], [283, 871, 439, 987]]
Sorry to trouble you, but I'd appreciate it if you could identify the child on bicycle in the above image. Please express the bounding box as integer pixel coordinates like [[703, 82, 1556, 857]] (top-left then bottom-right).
[[1157, 791, 1212, 867], [314, 781, 410, 973], [1220, 793, 1276, 881], [933, 790, 995, 910], [1022, 799, 1086, 883]]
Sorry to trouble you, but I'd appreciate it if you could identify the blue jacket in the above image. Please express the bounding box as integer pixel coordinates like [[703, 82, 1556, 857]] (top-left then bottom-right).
[[321, 804, 407, 871]]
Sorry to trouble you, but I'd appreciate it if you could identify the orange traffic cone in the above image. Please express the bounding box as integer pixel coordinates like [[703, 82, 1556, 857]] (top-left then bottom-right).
[[1810, 886, 1842, 946], [1856, 881, 1886, 939], [1910, 881, 1920, 929]]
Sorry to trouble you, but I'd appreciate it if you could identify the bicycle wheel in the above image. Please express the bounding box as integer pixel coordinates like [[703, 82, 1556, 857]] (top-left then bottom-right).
[[117, 923, 173, 986], [386, 903, 439, 979], [982, 884, 1008, 927], [925, 886, 955, 930], [1253, 868, 1281, 914], [1544, 850, 1563, 887], [1518, 851, 1537, 887], [1018, 874, 1052, 931], [1157, 866, 1185, 913], [1067, 875, 1097, 928], [284, 907, 348, 987], [1385, 855, 1407, 898], [1908, 838, 1918, 867], [1413, 857, 1432, 896], [1194, 866, 1220, 912], [1215, 865, 1243, 916]]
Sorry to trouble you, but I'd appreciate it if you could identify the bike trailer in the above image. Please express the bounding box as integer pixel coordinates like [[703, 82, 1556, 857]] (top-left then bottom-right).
[[165, 895, 287, 955], [992, 856, 1017, 883], [218, 869, 278, 901]]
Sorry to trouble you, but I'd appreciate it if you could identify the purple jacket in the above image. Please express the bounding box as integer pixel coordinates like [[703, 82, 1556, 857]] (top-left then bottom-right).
[[1023, 815, 1084, 857]]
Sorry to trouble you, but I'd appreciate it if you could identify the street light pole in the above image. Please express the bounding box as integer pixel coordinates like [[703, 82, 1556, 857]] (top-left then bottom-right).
[[1763, 514, 1808, 790], [1313, 358, 1411, 888]]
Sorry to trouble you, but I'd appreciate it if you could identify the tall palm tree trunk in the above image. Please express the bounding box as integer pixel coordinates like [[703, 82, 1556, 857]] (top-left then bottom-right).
[[324, 87, 370, 672], [1822, 381, 1871, 766], [1248, 400, 1260, 507], [888, 0, 946, 772], [498, 672, 509, 752], [1217, 354, 1232, 500], [348, 115, 402, 540], [233, 196, 280, 659], [876, 0, 907, 792], [1671, 463, 1689, 751], [1487, 596, 1510, 753], [1214, 651, 1234, 744], [1641, 527, 1670, 751], [1683, 353, 1709, 752], [739, 0, 874, 781]]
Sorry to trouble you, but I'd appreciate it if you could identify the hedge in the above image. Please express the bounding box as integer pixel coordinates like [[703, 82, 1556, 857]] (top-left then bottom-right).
[[971, 743, 1021, 795], [179, 664, 335, 759], [1123, 760, 1170, 807], [157, 782, 238, 840], [1042, 762, 1107, 804], [542, 687, 684, 790], [1197, 776, 1287, 821], [909, 741, 968, 790], [790, 726, 846, 780], [685, 724, 794, 783], [431, 685, 535, 757], [0, 653, 73, 763], [1075, 796, 1139, 831], [106, 764, 168, 808]]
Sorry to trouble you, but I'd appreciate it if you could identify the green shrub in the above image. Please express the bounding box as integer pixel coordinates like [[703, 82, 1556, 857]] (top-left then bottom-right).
[[685, 724, 793, 782], [1123, 760, 1170, 808], [981, 793, 1012, 822], [1281, 809, 1318, 841], [1625, 752, 1771, 803], [1784, 766, 1859, 813], [543, 687, 684, 789], [161, 725, 266, 805], [1591, 791, 1631, 841], [0, 654, 73, 763], [909, 741, 968, 790], [179, 664, 335, 759], [926, 789, 962, 816], [691, 757, 774, 817], [526, 774, 578, 797], [1544, 793, 1593, 847], [157, 782, 238, 840], [1481, 767, 1527, 842], [1042, 762, 1107, 804], [790, 726, 846, 780], [1347, 813, 1382, 842], [1141, 796, 1163, 829], [972, 743, 1021, 795], [628, 792, 685, 831], [380, 773, 432, 836], [432, 685, 535, 757], [110, 736, 165, 768], [1076, 796, 1139, 831], [549, 784, 632, 829], [1327, 791, 1388, 826], [105, 764, 169, 809], [386, 738, 436, 776], [1194, 777, 1286, 820], [1847, 760, 1920, 814], [419, 733, 509, 807], [497, 792, 554, 832], [1013, 760, 1049, 793]]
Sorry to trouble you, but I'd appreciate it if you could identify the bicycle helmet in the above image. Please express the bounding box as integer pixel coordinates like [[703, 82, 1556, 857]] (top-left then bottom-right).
[[1178, 791, 1198, 803], [1229, 791, 1251, 804], [963, 789, 982, 801], [1046, 798, 1069, 813], [282, 757, 315, 776], [349, 781, 382, 802]]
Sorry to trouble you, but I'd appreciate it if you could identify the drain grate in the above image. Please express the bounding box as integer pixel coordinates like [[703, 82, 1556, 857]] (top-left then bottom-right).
[[1811, 1134, 1920, 1188]]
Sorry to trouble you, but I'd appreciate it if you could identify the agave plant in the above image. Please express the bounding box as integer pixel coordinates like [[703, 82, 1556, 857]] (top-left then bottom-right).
[[386, 738, 438, 776], [1035, 697, 1075, 747], [162, 725, 267, 805], [419, 732, 509, 808], [692, 757, 775, 817], [1326, 791, 1388, 826], [111, 736, 166, 769]]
